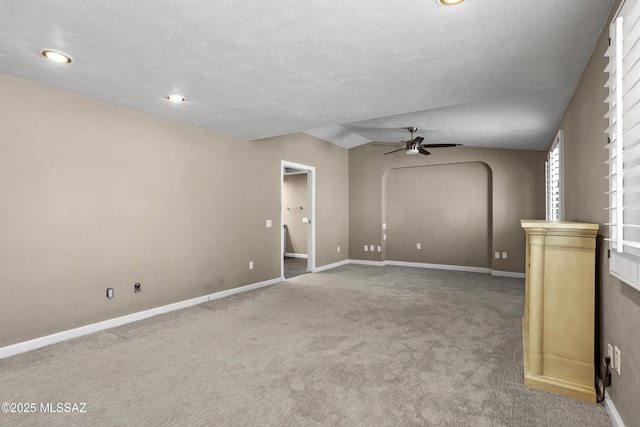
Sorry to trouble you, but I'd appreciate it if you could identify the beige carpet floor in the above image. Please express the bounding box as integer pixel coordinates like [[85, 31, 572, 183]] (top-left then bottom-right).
[[0, 265, 612, 426]]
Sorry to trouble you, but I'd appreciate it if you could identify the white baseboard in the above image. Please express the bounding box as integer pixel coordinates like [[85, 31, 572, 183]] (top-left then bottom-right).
[[605, 392, 626, 427], [314, 259, 350, 272], [206, 277, 282, 301], [284, 253, 308, 259], [348, 259, 522, 276], [314, 259, 488, 274], [0, 277, 282, 360], [349, 259, 386, 267], [491, 270, 526, 278], [385, 260, 492, 274], [595, 383, 625, 427]]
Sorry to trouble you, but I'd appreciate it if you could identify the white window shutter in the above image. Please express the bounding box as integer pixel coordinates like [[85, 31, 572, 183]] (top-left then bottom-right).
[[546, 131, 563, 221], [605, 0, 640, 291]]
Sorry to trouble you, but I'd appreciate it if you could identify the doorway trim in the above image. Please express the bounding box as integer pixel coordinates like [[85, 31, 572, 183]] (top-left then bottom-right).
[[281, 160, 316, 279]]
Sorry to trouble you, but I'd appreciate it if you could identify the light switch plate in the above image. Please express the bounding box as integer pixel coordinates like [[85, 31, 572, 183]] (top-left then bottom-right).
[[266, 220, 272, 228]]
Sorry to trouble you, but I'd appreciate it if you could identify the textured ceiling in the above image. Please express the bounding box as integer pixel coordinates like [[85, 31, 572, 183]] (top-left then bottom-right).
[[0, 0, 613, 150]]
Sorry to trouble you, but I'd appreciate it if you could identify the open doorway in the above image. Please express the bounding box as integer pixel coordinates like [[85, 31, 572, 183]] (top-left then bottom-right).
[[281, 161, 315, 279]]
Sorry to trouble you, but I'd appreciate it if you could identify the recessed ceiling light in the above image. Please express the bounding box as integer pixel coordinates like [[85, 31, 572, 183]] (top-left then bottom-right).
[[440, 0, 464, 5], [166, 94, 186, 103], [41, 50, 72, 64]]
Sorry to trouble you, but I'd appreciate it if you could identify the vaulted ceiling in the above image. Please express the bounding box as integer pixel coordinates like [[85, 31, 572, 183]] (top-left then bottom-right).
[[0, 0, 613, 150]]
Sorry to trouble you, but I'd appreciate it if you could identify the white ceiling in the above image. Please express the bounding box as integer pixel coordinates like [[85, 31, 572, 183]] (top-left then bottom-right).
[[0, 0, 613, 150]]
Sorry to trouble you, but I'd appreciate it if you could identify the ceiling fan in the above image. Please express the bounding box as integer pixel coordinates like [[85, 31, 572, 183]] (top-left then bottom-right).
[[375, 127, 462, 156]]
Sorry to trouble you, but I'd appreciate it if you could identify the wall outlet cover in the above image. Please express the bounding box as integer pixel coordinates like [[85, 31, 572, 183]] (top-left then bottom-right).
[[364, 245, 368, 251]]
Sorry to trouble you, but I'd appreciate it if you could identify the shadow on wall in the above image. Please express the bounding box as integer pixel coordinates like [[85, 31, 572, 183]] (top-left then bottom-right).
[[382, 161, 493, 268]]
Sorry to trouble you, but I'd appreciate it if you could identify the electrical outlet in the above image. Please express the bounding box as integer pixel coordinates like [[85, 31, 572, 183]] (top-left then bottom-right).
[[266, 219, 272, 228], [417, 243, 421, 250], [249, 261, 254, 270], [607, 344, 613, 364], [337, 246, 341, 253], [364, 245, 368, 252], [106, 288, 114, 299], [495, 252, 500, 259], [502, 252, 508, 259], [614, 346, 621, 376], [377, 246, 381, 252], [369, 245, 374, 251], [383, 234, 386, 240], [382, 223, 387, 230]]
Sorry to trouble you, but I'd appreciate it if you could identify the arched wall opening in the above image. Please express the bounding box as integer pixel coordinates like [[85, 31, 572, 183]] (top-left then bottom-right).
[[382, 161, 493, 269]]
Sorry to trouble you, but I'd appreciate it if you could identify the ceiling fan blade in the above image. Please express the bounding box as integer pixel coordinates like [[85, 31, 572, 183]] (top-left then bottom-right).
[[418, 148, 431, 156], [383, 148, 406, 155], [419, 143, 463, 148], [412, 136, 424, 146]]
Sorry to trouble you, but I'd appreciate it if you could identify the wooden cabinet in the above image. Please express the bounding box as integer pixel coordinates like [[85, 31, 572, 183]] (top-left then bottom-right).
[[521, 220, 599, 403]]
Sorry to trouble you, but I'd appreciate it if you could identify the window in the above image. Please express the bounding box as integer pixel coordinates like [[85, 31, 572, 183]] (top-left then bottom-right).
[[605, 0, 640, 292], [546, 130, 563, 221]]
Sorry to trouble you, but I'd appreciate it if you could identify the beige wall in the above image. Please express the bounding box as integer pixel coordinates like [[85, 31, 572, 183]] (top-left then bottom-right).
[[557, 0, 640, 422], [349, 144, 545, 273], [385, 162, 491, 267], [0, 74, 349, 347], [283, 173, 308, 255]]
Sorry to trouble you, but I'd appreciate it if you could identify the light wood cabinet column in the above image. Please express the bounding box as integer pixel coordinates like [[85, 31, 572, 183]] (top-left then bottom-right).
[[526, 229, 546, 376]]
